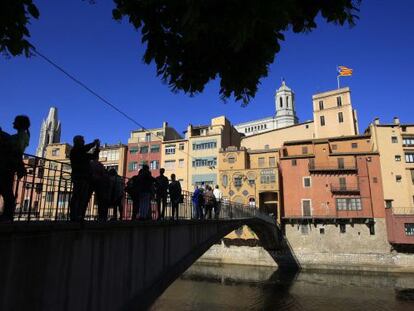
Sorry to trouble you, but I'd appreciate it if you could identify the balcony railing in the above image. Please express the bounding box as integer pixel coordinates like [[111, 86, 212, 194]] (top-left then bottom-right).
[[4, 154, 274, 223], [391, 207, 414, 215], [330, 183, 360, 193], [308, 163, 357, 172]]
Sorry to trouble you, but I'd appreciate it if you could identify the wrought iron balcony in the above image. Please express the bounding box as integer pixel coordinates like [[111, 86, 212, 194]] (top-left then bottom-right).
[[308, 163, 357, 173], [330, 183, 360, 194]]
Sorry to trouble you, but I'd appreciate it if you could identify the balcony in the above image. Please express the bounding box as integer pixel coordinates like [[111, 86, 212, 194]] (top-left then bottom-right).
[[330, 183, 360, 194], [308, 163, 357, 173]]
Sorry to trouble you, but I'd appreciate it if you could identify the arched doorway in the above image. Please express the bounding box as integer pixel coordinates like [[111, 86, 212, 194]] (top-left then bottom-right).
[[259, 192, 278, 218]]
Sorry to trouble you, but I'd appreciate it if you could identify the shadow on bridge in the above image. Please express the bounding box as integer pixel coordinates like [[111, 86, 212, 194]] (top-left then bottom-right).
[[0, 218, 299, 311]]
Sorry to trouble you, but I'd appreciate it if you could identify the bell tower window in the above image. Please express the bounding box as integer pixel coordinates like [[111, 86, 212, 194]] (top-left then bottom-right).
[[280, 97, 283, 108]]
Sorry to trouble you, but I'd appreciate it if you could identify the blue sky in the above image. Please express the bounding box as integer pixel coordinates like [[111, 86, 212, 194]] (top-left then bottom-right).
[[1, 1, 414, 154]]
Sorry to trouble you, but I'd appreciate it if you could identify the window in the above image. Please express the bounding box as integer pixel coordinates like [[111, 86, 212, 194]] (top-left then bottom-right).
[[178, 159, 184, 168], [319, 100, 324, 110], [403, 137, 414, 146], [396, 175, 402, 182], [100, 149, 120, 161], [291, 159, 297, 166], [286, 96, 289, 107], [164, 160, 176, 170], [149, 160, 159, 170], [150, 145, 160, 153], [258, 157, 265, 167], [337, 96, 342, 107], [351, 142, 358, 149], [260, 169, 276, 184], [145, 133, 151, 142], [411, 170, 414, 184], [385, 200, 393, 208], [179, 143, 185, 150], [280, 97, 283, 108], [222, 175, 228, 187], [51, 148, 59, 156], [339, 177, 346, 190], [165, 145, 176, 155], [128, 161, 138, 172], [405, 153, 414, 163], [140, 146, 149, 154], [228, 156, 236, 164], [264, 144, 269, 149], [336, 198, 362, 211], [46, 191, 54, 203], [404, 224, 414, 236], [302, 200, 311, 216], [129, 147, 138, 154], [192, 158, 217, 167], [302, 146, 308, 154], [395, 155, 401, 161], [369, 224, 375, 235], [234, 176, 242, 187], [269, 157, 276, 167], [300, 225, 309, 235], [303, 177, 311, 188], [192, 141, 217, 150], [338, 158, 345, 169], [338, 112, 344, 123], [139, 160, 148, 169], [331, 144, 337, 151], [391, 136, 398, 143], [320, 115, 325, 126]]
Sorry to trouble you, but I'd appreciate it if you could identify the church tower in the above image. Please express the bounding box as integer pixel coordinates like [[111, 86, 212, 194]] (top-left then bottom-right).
[[36, 107, 61, 157], [274, 80, 298, 128]]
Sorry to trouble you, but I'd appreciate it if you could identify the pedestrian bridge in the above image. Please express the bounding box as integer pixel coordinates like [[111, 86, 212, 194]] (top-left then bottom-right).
[[0, 154, 298, 310], [0, 217, 297, 310]]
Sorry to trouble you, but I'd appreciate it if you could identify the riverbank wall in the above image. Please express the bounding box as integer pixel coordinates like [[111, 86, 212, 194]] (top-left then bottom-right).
[[198, 219, 414, 272]]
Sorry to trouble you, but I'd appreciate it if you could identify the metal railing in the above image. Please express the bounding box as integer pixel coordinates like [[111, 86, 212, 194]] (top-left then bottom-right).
[[330, 183, 360, 193], [1, 154, 274, 224], [391, 207, 414, 215], [308, 163, 357, 171]]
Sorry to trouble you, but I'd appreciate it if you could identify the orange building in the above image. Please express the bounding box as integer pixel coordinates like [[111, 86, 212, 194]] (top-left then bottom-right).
[[280, 135, 385, 228]]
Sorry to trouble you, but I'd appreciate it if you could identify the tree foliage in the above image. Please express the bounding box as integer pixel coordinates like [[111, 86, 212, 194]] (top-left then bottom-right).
[[1, 0, 360, 104], [112, 0, 360, 104], [0, 0, 39, 57]]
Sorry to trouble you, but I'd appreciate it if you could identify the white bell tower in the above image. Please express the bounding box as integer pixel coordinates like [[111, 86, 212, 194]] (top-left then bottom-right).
[[274, 80, 298, 128]]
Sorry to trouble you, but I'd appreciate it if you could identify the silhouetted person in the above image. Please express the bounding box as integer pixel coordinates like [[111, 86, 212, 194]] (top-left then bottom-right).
[[213, 185, 222, 219], [192, 185, 203, 220], [90, 149, 111, 221], [126, 173, 140, 220], [69, 136, 99, 221], [155, 168, 169, 220], [168, 174, 182, 220], [203, 185, 215, 219], [0, 115, 30, 222], [136, 164, 154, 220], [109, 169, 124, 220]]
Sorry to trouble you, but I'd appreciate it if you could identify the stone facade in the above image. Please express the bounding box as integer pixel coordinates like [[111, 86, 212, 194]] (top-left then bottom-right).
[[36, 107, 61, 157]]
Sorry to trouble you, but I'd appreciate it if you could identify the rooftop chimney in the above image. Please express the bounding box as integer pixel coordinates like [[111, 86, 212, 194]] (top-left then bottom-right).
[[393, 117, 400, 125], [374, 118, 380, 125]]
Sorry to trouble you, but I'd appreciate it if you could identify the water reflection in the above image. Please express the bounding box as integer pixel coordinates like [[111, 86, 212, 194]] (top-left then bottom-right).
[[151, 264, 414, 310]]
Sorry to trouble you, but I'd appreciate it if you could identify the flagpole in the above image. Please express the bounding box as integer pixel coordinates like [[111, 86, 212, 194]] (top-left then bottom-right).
[[337, 75, 340, 89]]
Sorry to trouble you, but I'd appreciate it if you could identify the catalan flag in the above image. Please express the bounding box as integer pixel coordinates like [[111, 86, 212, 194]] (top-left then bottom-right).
[[337, 65, 353, 76]]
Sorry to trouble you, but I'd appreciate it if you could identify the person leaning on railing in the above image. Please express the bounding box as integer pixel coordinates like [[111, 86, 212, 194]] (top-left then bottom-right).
[[0, 115, 30, 222], [69, 136, 100, 221]]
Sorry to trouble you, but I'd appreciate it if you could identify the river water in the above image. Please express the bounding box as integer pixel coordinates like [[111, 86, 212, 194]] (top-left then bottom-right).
[[151, 263, 414, 310]]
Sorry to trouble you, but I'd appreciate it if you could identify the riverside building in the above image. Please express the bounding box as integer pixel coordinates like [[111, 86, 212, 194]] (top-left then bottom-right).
[[367, 118, 414, 245]]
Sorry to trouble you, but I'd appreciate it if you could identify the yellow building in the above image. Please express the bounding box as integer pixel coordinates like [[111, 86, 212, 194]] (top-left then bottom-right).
[[313, 87, 359, 139], [99, 143, 128, 177], [218, 146, 280, 220], [367, 118, 414, 214], [186, 116, 242, 188], [161, 139, 190, 191]]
